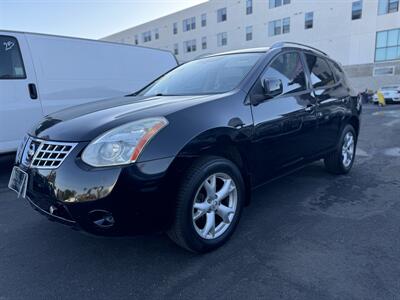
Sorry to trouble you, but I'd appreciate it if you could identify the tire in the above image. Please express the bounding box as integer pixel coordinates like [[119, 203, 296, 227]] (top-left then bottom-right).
[[167, 156, 245, 253], [324, 124, 357, 174]]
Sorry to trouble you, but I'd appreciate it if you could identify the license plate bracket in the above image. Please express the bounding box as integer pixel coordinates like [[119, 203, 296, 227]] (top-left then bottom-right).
[[8, 166, 28, 198]]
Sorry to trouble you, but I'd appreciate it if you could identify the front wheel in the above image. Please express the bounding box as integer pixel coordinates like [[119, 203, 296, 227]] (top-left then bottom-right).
[[167, 156, 245, 253], [324, 124, 357, 174]]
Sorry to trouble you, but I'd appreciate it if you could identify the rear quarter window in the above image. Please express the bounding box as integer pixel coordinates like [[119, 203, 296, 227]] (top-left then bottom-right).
[[0, 36, 26, 79]]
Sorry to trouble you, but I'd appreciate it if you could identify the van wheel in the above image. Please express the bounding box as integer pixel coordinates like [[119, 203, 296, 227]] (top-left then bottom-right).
[[324, 124, 356, 174], [167, 156, 245, 253]]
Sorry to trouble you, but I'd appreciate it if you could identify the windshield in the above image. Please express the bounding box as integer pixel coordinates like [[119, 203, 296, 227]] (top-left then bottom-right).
[[138, 53, 263, 96]]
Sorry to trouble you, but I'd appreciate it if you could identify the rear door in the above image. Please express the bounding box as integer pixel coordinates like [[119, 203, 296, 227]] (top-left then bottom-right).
[[304, 53, 347, 152], [0, 33, 43, 153], [250, 51, 318, 185]]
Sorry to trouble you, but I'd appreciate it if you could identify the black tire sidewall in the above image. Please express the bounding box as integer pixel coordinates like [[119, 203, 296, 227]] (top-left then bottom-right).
[[179, 158, 245, 252]]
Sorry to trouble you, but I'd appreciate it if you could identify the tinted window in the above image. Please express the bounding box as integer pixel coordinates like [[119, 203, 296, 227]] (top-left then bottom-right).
[[328, 60, 345, 83], [139, 53, 262, 96], [260, 52, 307, 95], [305, 54, 335, 88], [0, 36, 26, 79]]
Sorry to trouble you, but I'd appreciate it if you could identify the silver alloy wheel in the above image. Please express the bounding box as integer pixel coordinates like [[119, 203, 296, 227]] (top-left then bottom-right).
[[192, 173, 238, 240], [342, 131, 355, 168]]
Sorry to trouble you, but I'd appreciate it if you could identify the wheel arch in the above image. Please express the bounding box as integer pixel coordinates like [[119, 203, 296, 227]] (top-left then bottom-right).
[[164, 127, 253, 206], [348, 115, 360, 137]]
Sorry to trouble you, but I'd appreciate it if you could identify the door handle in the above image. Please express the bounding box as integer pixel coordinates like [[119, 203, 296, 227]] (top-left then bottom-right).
[[304, 104, 315, 112], [28, 83, 38, 100], [341, 97, 349, 104]]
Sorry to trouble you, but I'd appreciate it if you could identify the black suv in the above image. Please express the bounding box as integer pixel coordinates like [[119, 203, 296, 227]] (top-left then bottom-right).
[[9, 43, 361, 253]]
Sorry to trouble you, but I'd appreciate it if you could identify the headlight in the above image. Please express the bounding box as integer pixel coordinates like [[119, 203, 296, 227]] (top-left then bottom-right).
[[82, 117, 168, 167]]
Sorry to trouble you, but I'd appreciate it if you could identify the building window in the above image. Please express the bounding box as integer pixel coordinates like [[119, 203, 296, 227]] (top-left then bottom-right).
[[217, 8, 227, 22], [142, 31, 151, 43], [305, 12, 314, 29], [183, 17, 196, 32], [269, 18, 290, 36], [246, 26, 253, 41], [246, 0, 253, 14], [378, 0, 399, 15], [352, 1, 363, 20], [269, 0, 290, 9], [174, 43, 179, 55], [282, 17, 290, 34], [173, 22, 178, 35], [217, 32, 228, 46], [201, 13, 207, 27], [134, 35, 139, 45], [375, 28, 400, 61], [154, 29, 159, 40], [373, 66, 395, 76], [202, 36, 207, 49], [269, 19, 281, 36], [184, 39, 196, 53]]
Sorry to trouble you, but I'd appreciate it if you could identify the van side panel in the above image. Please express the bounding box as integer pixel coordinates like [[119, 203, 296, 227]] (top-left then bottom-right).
[[25, 34, 177, 115], [0, 32, 43, 153]]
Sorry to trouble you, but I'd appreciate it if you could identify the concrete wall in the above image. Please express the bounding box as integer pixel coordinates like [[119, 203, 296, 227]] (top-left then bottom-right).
[[102, 0, 400, 91]]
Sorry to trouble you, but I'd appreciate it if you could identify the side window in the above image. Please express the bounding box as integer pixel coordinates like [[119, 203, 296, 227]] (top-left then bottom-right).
[[260, 52, 307, 96], [329, 60, 345, 82], [0, 36, 26, 79], [305, 54, 335, 88]]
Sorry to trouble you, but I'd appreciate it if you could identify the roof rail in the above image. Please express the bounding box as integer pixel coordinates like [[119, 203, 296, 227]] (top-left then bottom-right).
[[271, 42, 328, 56]]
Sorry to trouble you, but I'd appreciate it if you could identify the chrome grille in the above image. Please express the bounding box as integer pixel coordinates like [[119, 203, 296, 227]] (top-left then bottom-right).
[[22, 138, 77, 169]]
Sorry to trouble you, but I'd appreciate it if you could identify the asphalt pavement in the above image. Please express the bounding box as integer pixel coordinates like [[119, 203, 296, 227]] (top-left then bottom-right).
[[1, 104, 400, 299]]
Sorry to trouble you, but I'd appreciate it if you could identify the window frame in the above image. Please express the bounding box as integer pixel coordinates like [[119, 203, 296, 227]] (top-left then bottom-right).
[[305, 12, 314, 29], [201, 13, 207, 27], [352, 0, 363, 20], [0, 35, 27, 80], [378, 0, 399, 15], [217, 8, 227, 23], [173, 43, 179, 55], [246, 0, 253, 14], [375, 28, 400, 62], [302, 52, 338, 90], [373, 66, 396, 76], [202, 36, 207, 50], [246, 26, 253, 41], [217, 32, 228, 47], [282, 17, 290, 34]]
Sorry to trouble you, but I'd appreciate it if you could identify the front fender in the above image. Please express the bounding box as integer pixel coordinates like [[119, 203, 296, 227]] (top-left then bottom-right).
[[136, 90, 254, 163]]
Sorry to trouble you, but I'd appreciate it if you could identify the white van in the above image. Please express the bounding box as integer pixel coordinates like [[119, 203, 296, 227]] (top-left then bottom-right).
[[0, 30, 177, 154]]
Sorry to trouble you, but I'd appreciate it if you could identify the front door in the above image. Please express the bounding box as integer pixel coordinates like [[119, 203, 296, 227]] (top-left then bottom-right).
[[0, 33, 43, 152], [249, 51, 318, 185]]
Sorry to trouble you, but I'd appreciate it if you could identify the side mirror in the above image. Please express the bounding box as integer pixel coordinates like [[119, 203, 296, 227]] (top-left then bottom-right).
[[262, 78, 283, 99], [250, 78, 284, 106]]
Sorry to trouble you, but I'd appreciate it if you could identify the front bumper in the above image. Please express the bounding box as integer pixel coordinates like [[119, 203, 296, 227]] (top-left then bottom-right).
[[16, 142, 176, 235]]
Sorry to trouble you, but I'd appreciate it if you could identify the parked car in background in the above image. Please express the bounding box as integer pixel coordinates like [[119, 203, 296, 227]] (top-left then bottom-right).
[[0, 30, 177, 154], [373, 85, 400, 104], [9, 43, 361, 253]]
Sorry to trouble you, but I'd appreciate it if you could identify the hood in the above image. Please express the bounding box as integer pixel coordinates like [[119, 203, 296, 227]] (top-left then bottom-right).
[[31, 94, 223, 142]]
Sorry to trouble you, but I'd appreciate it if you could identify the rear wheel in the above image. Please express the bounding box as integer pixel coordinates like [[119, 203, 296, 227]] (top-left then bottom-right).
[[324, 124, 356, 174], [168, 156, 245, 253]]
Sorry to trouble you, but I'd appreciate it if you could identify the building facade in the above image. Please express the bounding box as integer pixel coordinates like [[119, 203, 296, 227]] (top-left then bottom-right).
[[102, 0, 400, 91]]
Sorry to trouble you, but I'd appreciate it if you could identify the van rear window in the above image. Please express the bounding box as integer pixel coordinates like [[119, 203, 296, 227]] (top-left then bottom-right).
[[0, 36, 26, 79]]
